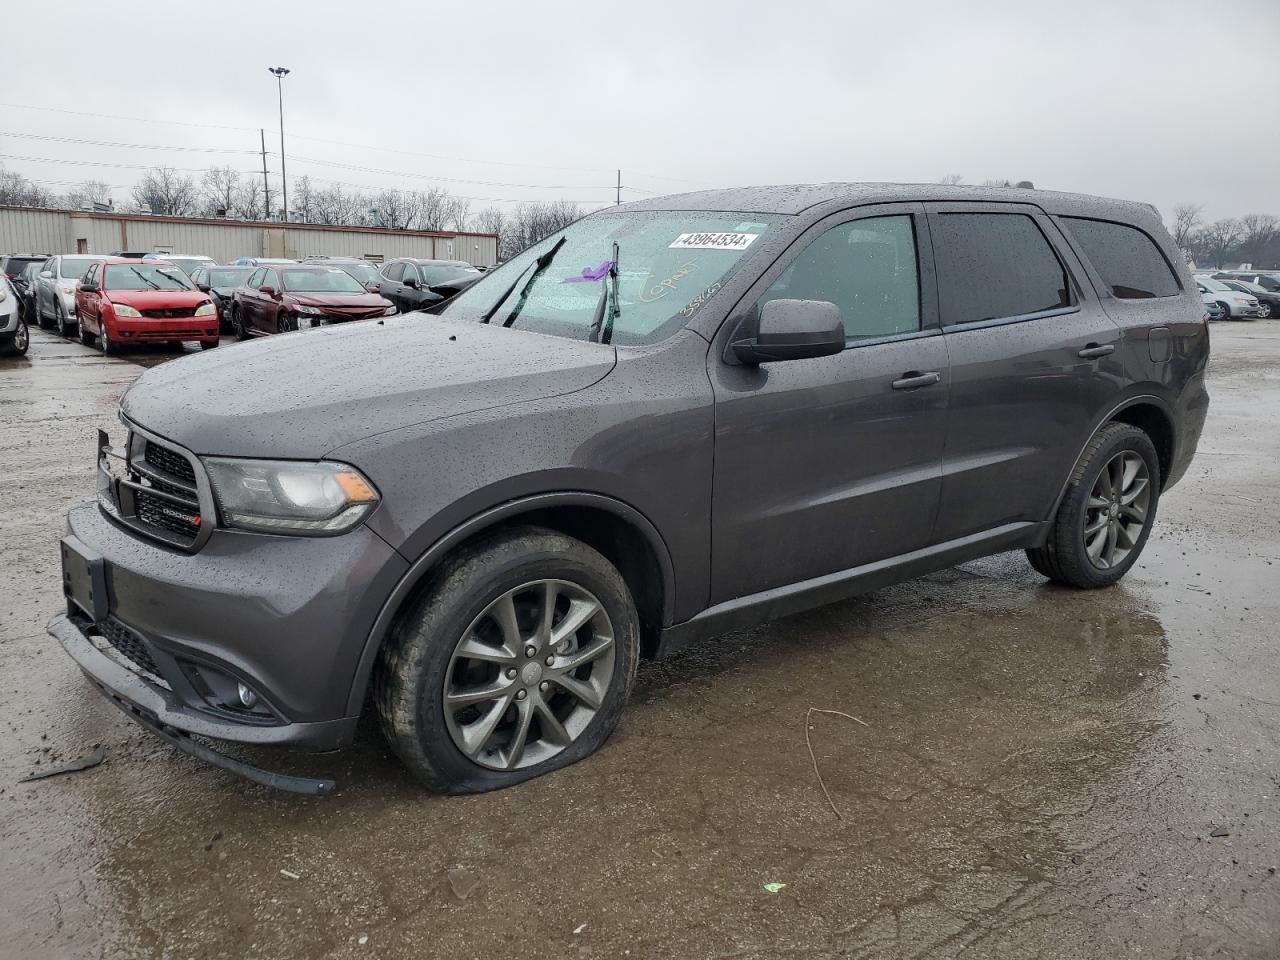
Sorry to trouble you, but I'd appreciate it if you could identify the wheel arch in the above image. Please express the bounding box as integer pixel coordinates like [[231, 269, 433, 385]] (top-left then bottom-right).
[[1048, 394, 1176, 519], [345, 492, 676, 717]]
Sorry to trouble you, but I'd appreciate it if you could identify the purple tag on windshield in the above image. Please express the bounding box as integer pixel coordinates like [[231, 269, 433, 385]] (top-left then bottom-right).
[[561, 261, 613, 283]]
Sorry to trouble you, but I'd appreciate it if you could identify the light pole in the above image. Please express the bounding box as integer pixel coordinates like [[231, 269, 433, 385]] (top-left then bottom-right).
[[268, 66, 290, 222]]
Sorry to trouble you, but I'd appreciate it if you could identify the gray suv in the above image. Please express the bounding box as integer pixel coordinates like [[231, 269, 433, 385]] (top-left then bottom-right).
[[49, 184, 1210, 794]]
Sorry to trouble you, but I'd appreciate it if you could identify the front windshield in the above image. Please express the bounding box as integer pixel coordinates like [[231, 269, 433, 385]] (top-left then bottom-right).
[[440, 211, 777, 345], [103, 264, 195, 291], [1198, 277, 1229, 292], [209, 267, 254, 288], [60, 257, 98, 279], [333, 261, 380, 285], [280, 267, 365, 293], [421, 263, 480, 285]]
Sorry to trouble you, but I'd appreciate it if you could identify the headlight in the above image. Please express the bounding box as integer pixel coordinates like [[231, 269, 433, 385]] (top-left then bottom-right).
[[383, 305, 398, 316], [194, 302, 217, 317], [296, 305, 322, 315], [204, 458, 379, 535], [112, 303, 141, 317]]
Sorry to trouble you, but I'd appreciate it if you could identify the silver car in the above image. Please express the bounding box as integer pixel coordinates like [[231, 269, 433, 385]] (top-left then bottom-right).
[[35, 255, 101, 335]]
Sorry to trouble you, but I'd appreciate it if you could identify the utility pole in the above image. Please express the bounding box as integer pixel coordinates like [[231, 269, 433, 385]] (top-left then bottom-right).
[[259, 128, 271, 222], [616, 169, 621, 205], [269, 66, 291, 221]]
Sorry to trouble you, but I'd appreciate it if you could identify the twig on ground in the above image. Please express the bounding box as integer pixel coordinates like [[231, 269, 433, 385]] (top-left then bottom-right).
[[804, 707, 869, 820]]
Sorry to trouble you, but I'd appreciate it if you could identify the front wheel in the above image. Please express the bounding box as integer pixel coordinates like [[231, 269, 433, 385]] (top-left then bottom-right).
[[78, 314, 95, 346], [373, 527, 639, 793], [100, 325, 118, 356], [1258, 302, 1272, 320], [231, 304, 247, 340], [200, 339, 218, 351], [3, 318, 29, 356], [1027, 423, 1160, 588], [55, 300, 75, 337]]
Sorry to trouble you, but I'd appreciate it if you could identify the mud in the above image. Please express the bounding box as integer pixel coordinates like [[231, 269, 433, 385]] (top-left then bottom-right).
[[2, 325, 1278, 959]]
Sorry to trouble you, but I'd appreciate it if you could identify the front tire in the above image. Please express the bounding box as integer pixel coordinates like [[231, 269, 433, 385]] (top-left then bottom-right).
[[1258, 302, 1272, 320], [1217, 301, 1233, 320], [55, 300, 74, 337], [100, 325, 118, 356], [373, 526, 640, 794], [3, 318, 29, 356], [231, 304, 247, 340], [77, 314, 95, 346], [1027, 423, 1160, 588]]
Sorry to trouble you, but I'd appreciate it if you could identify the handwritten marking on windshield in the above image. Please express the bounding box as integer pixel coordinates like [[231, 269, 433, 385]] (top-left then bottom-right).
[[637, 259, 698, 303], [679, 281, 724, 319]]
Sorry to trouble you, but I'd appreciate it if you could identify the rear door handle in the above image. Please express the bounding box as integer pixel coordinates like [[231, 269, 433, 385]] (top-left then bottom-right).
[[1077, 343, 1115, 359], [891, 371, 941, 390]]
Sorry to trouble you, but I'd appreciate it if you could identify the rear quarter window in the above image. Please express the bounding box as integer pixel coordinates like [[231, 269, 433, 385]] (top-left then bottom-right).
[[1062, 217, 1180, 299]]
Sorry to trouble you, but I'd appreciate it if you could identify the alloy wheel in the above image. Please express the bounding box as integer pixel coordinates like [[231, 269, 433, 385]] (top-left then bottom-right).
[[443, 579, 616, 771], [1260, 303, 1272, 319], [14, 320, 28, 352], [1083, 451, 1151, 570]]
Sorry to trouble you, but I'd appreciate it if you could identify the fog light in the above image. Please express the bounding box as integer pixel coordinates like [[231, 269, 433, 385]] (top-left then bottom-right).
[[237, 682, 258, 708]]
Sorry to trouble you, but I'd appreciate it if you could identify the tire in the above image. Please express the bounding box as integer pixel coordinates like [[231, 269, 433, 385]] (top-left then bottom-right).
[[2, 318, 29, 356], [373, 526, 640, 794], [55, 300, 74, 337], [231, 304, 247, 340], [200, 339, 218, 350], [36, 293, 54, 330], [1027, 422, 1160, 589], [77, 314, 95, 347], [100, 326, 118, 356], [1258, 302, 1272, 320], [1216, 301, 1232, 320]]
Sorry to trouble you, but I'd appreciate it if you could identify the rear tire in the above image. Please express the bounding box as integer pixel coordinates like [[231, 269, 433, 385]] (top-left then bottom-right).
[[373, 526, 640, 794], [1027, 422, 1160, 588]]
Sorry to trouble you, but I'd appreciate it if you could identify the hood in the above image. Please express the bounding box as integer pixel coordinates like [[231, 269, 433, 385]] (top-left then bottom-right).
[[106, 289, 209, 309], [120, 315, 617, 459], [285, 291, 388, 310]]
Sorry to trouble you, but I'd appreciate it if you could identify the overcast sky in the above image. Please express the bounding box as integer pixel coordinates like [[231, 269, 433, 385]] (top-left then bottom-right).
[[3, 0, 1277, 223]]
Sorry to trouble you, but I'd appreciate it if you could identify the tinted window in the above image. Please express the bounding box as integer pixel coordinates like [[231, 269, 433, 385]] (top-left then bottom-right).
[[1063, 217, 1179, 299], [932, 213, 1073, 325], [758, 215, 920, 340], [384, 262, 405, 282], [402, 263, 420, 284], [420, 263, 481, 286]]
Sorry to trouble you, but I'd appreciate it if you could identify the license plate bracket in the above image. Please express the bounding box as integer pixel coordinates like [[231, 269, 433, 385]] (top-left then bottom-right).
[[61, 535, 109, 622]]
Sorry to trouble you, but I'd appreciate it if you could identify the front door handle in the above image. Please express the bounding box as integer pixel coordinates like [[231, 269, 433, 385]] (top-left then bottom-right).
[[1077, 343, 1115, 359], [891, 371, 941, 390]]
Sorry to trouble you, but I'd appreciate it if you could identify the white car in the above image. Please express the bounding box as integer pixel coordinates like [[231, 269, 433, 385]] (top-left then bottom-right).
[[1194, 275, 1260, 319], [0, 275, 28, 357], [143, 253, 217, 277], [35, 255, 102, 336]]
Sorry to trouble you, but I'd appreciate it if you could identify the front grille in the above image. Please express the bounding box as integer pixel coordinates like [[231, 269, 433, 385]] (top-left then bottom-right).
[[140, 307, 197, 319], [97, 616, 162, 678], [100, 431, 207, 550], [144, 441, 196, 484]]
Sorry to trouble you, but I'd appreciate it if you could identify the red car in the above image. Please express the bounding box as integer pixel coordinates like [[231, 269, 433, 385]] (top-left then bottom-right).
[[229, 264, 395, 338], [75, 258, 219, 355]]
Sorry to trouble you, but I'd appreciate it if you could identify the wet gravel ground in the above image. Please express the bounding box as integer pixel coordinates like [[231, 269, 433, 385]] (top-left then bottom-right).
[[1, 322, 1278, 960]]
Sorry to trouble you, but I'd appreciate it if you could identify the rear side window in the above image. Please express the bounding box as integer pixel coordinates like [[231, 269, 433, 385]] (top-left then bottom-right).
[[932, 213, 1073, 325], [1063, 217, 1180, 299], [384, 262, 405, 282], [758, 215, 920, 341]]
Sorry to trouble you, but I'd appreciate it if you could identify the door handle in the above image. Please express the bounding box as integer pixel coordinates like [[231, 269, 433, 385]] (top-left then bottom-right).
[[1077, 343, 1115, 359], [891, 371, 941, 390]]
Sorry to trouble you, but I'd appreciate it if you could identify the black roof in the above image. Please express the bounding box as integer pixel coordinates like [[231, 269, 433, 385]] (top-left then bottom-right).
[[618, 182, 1162, 227]]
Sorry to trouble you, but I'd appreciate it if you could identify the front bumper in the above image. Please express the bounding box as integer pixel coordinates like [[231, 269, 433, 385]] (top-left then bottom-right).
[[52, 500, 409, 746], [0, 305, 19, 334], [108, 317, 219, 341]]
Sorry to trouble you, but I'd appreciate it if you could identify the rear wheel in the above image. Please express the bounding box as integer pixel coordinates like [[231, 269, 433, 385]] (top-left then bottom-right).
[[1027, 422, 1160, 588], [374, 526, 639, 793]]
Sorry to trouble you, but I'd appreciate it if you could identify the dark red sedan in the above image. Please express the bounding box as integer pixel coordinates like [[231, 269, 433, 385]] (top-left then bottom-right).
[[74, 258, 219, 355], [229, 264, 395, 338]]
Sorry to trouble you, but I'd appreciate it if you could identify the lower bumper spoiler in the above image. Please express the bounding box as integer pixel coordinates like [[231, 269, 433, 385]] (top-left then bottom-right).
[[48, 614, 336, 796]]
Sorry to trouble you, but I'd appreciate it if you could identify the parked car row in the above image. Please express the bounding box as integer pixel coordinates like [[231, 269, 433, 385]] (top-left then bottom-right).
[[1194, 275, 1265, 319], [1, 251, 491, 356]]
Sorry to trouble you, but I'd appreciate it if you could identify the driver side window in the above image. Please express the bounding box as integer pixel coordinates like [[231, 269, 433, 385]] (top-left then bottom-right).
[[758, 215, 921, 341], [384, 262, 405, 283]]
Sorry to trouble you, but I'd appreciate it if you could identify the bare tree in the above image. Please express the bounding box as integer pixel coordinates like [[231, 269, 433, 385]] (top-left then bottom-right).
[[1237, 213, 1279, 267], [938, 174, 964, 185], [1170, 203, 1203, 251], [416, 187, 456, 231], [291, 175, 317, 223], [0, 166, 54, 207], [201, 166, 241, 218], [131, 167, 198, 216], [502, 200, 583, 259], [1196, 218, 1244, 269], [447, 196, 471, 232], [61, 179, 113, 211], [311, 185, 364, 225], [370, 189, 423, 229]]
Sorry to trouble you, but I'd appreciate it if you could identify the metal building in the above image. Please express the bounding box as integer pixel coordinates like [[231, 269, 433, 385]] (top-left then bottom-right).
[[0, 206, 498, 267]]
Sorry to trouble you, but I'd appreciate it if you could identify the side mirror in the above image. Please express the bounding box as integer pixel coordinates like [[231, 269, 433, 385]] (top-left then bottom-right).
[[80, 282, 99, 293], [196, 282, 211, 292], [259, 284, 277, 297], [403, 275, 418, 289], [731, 299, 846, 364]]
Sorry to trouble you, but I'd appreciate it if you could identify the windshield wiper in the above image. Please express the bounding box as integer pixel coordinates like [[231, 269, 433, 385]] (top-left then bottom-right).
[[477, 235, 567, 326], [588, 242, 620, 345], [128, 267, 160, 289]]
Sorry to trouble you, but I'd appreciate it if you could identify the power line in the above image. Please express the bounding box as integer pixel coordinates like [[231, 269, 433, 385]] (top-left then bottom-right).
[[0, 153, 218, 174], [0, 101, 256, 133], [287, 131, 615, 176], [0, 130, 262, 156], [284, 153, 607, 191]]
